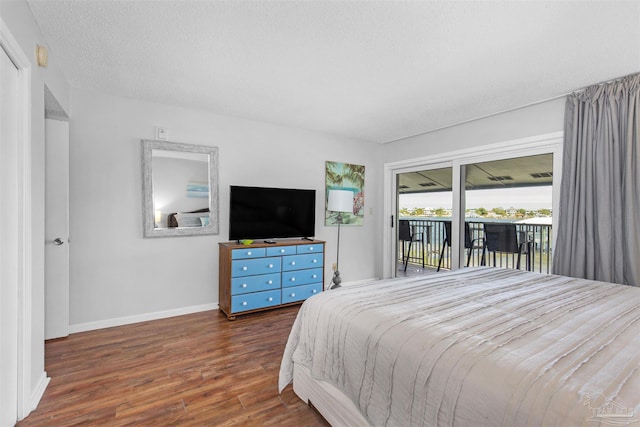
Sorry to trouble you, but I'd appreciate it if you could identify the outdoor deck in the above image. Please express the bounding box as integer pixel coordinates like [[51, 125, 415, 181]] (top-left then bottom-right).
[[397, 218, 553, 275]]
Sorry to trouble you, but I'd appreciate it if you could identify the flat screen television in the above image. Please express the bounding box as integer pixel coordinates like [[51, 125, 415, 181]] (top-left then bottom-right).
[[229, 186, 316, 241]]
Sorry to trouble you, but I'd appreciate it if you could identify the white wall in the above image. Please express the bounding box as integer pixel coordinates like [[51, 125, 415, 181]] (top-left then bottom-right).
[[68, 86, 565, 330], [69, 88, 379, 329], [1, 0, 70, 413], [379, 98, 565, 161]]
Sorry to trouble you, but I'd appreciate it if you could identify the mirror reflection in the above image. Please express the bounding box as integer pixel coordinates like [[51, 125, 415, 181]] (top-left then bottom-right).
[[142, 140, 219, 237], [152, 150, 210, 228]]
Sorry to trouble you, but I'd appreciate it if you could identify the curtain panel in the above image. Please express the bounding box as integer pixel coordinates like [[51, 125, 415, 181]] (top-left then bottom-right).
[[554, 73, 639, 286]]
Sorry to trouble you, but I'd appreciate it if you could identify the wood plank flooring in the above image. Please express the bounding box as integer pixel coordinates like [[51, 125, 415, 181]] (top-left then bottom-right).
[[17, 306, 329, 427]]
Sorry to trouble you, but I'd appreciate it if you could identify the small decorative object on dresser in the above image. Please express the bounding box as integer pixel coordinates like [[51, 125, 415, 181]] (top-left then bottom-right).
[[218, 240, 325, 320]]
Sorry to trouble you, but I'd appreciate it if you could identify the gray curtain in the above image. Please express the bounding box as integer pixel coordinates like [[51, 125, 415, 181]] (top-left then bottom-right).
[[553, 73, 639, 286]]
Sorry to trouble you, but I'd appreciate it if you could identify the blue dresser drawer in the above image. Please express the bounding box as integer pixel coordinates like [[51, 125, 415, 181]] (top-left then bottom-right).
[[282, 268, 323, 288], [266, 246, 297, 257], [297, 243, 324, 254], [282, 253, 324, 271], [231, 273, 281, 295], [282, 283, 322, 304], [220, 240, 326, 320], [231, 247, 266, 259], [232, 257, 281, 277], [231, 289, 281, 313]]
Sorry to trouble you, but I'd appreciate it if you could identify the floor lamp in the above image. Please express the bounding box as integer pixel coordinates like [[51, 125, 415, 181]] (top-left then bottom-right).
[[327, 189, 354, 289]]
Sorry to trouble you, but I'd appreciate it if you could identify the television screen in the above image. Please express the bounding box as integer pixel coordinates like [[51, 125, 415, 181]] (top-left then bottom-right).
[[229, 186, 316, 241]]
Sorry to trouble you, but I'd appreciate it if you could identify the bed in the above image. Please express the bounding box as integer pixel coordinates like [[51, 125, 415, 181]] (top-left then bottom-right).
[[279, 267, 640, 426], [166, 207, 209, 228]]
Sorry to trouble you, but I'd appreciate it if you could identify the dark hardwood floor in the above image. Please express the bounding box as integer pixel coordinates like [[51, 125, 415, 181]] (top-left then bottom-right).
[[17, 306, 329, 427]]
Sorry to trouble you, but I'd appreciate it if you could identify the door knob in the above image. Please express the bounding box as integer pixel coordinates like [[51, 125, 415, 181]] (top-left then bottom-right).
[[53, 238, 64, 245]]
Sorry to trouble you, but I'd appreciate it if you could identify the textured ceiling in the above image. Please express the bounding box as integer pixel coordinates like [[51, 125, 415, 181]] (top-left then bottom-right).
[[27, 1, 640, 143]]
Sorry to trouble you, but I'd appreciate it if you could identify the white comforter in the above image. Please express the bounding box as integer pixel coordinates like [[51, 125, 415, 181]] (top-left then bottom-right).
[[279, 268, 640, 426]]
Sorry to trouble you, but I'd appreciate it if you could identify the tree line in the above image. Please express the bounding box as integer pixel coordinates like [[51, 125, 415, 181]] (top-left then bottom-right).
[[399, 207, 552, 219]]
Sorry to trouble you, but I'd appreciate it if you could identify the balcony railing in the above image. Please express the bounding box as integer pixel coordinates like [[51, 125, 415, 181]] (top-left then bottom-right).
[[398, 218, 553, 274]]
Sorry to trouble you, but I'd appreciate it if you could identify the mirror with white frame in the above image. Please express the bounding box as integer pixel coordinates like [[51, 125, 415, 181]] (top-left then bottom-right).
[[142, 139, 219, 237]]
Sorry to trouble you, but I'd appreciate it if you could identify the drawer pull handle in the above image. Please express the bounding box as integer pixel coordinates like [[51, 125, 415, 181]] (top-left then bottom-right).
[[268, 297, 273, 302], [268, 264, 274, 268], [280, 249, 285, 253], [309, 247, 314, 250], [267, 280, 273, 285], [242, 266, 248, 271], [290, 277, 296, 282], [290, 293, 296, 297], [247, 251, 252, 255], [312, 259, 317, 263], [241, 301, 248, 306], [241, 284, 248, 288], [312, 289, 317, 293], [291, 261, 296, 266], [312, 274, 317, 279]]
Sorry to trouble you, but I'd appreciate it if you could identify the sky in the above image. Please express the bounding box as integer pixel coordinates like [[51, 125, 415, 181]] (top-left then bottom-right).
[[399, 186, 552, 210]]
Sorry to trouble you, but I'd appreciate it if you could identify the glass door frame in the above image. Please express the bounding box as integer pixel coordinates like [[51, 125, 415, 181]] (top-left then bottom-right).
[[382, 132, 564, 279], [392, 162, 453, 275]]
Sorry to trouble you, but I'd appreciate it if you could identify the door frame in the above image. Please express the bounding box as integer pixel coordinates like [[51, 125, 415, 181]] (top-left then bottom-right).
[[1, 17, 33, 420], [382, 132, 563, 279]]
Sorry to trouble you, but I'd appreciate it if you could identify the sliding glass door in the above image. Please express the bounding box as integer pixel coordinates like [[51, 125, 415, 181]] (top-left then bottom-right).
[[384, 133, 562, 279], [396, 167, 452, 275], [462, 153, 554, 273]]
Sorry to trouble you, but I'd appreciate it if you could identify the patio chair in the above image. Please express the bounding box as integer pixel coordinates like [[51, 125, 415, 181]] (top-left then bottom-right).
[[399, 220, 427, 272], [437, 222, 485, 271], [482, 223, 532, 270]]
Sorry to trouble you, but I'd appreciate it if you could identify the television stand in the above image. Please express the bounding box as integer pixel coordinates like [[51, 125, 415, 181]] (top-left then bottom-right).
[[302, 237, 314, 241]]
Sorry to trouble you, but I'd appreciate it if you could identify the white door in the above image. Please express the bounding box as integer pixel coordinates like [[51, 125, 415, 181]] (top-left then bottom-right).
[[45, 119, 70, 339], [0, 44, 20, 427]]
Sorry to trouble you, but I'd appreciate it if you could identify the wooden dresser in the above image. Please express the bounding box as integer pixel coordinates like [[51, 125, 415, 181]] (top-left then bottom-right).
[[218, 240, 325, 320]]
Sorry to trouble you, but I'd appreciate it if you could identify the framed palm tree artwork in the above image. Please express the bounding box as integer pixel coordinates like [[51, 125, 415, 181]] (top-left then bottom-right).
[[325, 161, 365, 226]]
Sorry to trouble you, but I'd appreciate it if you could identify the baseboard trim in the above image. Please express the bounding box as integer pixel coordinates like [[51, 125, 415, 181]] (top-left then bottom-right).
[[69, 303, 219, 334], [30, 372, 50, 413]]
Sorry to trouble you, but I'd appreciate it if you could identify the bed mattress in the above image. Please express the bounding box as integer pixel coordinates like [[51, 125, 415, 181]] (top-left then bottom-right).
[[279, 267, 640, 426]]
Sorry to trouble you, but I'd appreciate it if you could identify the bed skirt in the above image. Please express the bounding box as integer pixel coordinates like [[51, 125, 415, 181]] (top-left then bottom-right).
[[293, 362, 370, 427]]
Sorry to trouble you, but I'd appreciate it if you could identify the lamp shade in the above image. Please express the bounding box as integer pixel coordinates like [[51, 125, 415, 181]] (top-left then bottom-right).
[[327, 189, 353, 213]]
